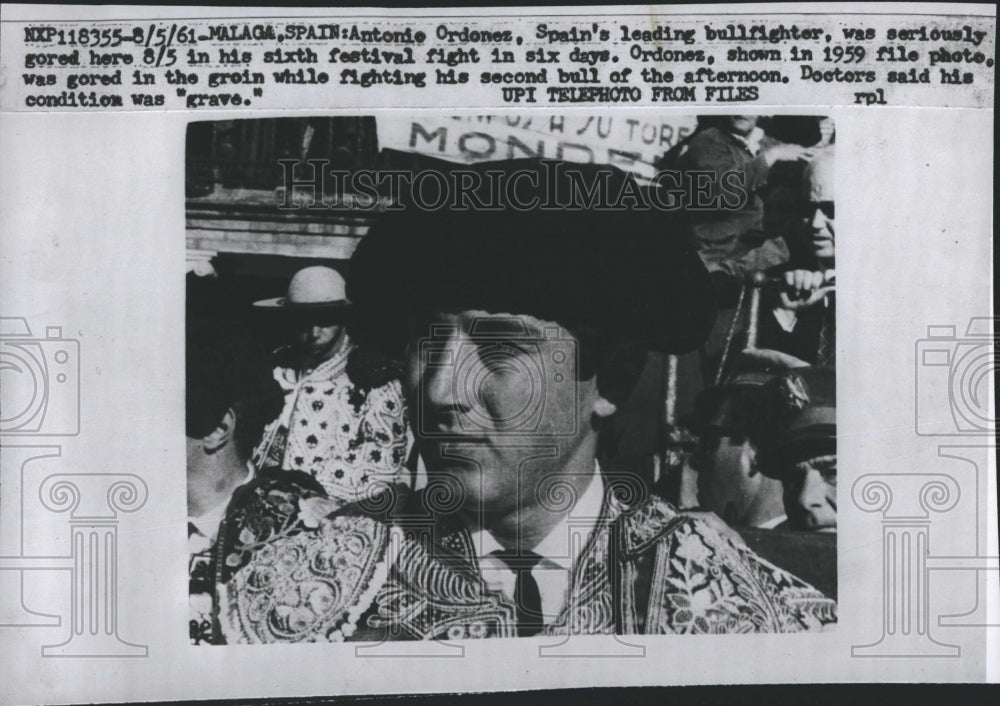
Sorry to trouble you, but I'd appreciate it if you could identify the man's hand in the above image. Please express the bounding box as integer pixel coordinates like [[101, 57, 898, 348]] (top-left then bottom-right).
[[763, 143, 814, 167], [778, 269, 835, 311]]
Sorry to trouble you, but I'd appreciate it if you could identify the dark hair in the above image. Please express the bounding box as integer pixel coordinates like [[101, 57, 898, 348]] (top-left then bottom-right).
[[186, 317, 284, 460], [571, 327, 647, 407]]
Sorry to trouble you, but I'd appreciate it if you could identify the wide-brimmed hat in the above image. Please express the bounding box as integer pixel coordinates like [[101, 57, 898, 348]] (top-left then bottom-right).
[[254, 266, 351, 311]]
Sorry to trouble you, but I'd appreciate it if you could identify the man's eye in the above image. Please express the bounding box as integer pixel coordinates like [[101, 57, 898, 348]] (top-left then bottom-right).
[[471, 340, 531, 354], [502, 341, 532, 355], [472, 342, 530, 372]]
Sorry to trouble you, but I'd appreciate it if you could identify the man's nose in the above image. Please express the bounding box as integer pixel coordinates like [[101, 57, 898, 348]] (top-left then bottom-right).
[[300, 324, 322, 340], [795, 469, 836, 529], [422, 359, 457, 407], [420, 338, 464, 409], [810, 208, 827, 230], [796, 469, 828, 509]]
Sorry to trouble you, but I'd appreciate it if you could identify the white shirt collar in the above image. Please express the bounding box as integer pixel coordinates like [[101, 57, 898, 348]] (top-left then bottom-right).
[[757, 514, 788, 530], [469, 461, 604, 568], [468, 462, 605, 625]]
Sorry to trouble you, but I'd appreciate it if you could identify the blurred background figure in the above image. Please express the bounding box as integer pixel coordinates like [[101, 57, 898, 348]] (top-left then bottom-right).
[[763, 148, 836, 367], [252, 266, 410, 507], [757, 367, 837, 532], [187, 316, 327, 645], [672, 115, 813, 286], [689, 360, 786, 529], [604, 117, 834, 505], [668, 115, 814, 379]]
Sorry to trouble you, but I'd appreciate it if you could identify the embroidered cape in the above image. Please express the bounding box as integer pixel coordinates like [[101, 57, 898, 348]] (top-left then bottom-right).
[[219, 487, 836, 642], [189, 468, 330, 645]]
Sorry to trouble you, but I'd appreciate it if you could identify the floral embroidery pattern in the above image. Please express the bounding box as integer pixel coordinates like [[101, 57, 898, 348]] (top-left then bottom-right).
[[224, 513, 390, 643], [215, 488, 836, 642], [367, 531, 515, 640], [189, 471, 328, 645], [371, 493, 837, 638], [255, 348, 409, 505], [220, 477, 329, 582], [648, 510, 838, 634]]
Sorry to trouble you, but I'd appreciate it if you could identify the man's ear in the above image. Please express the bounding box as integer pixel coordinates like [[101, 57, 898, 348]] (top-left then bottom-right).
[[203, 408, 237, 454], [592, 396, 617, 419]]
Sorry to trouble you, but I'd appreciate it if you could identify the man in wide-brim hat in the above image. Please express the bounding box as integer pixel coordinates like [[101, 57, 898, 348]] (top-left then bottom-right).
[[219, 160, 836, 643], [251, 265, 410, 506], [253, 265, 353, 368]]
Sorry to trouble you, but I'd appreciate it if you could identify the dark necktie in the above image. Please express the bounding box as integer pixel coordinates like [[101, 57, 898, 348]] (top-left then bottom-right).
[[492, 549, 544, 637]]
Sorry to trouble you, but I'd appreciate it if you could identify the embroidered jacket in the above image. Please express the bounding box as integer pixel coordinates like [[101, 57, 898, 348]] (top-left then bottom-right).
[[254, 341, 410, 506], [189, 468, 330, 645], [220, 486, 837, 643]]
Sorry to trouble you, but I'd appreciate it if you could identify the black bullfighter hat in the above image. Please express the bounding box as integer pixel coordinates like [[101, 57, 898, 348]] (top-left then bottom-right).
[[347, 158, 717, 357]]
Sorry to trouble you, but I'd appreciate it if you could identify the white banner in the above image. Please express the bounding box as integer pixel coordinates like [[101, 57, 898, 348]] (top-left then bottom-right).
[[376, 113, 699, 177]]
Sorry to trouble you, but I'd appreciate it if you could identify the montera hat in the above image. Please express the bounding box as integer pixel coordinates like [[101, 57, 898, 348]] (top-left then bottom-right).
[[254, 266, 351, 311], [347, 159, 717, 357]]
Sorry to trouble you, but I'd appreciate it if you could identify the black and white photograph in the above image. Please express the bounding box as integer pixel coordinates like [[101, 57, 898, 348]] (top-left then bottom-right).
[[186, 113, 839, 643], [1, 3, 995, 701]]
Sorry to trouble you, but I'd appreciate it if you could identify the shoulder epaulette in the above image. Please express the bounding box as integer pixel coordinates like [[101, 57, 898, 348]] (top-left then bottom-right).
[[615, 494, 688, 558]]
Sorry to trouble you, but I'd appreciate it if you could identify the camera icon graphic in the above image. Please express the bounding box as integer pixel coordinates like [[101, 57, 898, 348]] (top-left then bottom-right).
[[915, 317, 997, 436], [417, 316, 578, 437], [0, 317, 80, 436]]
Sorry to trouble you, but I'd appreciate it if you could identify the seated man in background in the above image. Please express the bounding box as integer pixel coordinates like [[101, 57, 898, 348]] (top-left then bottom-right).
[[219, 160, 836, 643], [253, 266, 410, 507], [756, 367, 837, 532], [765, 148, 836, 367], [187, 317, 329, 645], [669, 115, 814, 380]]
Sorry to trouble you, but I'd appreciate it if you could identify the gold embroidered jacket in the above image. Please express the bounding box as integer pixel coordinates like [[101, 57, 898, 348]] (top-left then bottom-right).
[[221, 487, 837, 643]]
